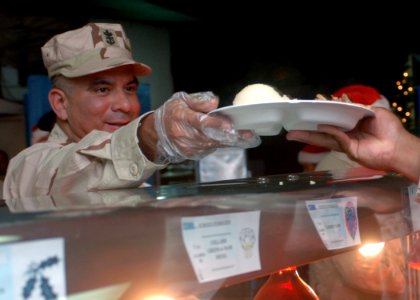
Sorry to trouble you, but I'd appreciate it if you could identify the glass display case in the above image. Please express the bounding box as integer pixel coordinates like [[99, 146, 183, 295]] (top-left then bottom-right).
[[0, 167, 419, 299]]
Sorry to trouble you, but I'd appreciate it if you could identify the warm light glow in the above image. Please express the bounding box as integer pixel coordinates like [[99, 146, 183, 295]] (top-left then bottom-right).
[[392, 102, 398, 107], [406, 112, 411, 117], [402, 79, 407, 84], [403, 91, 409, 96], [397, 107, 403, 111], [358, 242, 384, 257], [409, 261, 420, 270], [144, 296, 174, 300], [408, 86, 414, 92], [403, 72, 409, 77], [396, 80, 401, 85], [402, 118, 407, 123], [398, 85, 403, 90]]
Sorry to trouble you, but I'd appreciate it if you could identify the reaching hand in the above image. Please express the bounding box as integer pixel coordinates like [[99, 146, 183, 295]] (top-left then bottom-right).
[[286, 107, 420, 181], [154, 91, 261, 164]]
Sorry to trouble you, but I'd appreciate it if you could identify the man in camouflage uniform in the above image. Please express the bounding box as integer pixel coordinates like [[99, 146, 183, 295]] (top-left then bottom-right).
[[3, 23, 260, 200]]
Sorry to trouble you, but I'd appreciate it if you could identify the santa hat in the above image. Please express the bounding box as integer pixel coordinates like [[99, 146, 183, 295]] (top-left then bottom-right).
[[298, 144, 331, 164], [333, 84, 390, 110]]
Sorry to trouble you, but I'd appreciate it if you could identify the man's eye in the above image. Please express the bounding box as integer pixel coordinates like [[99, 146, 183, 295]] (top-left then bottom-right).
[[96, 87, 109, 94], [126, 85, 138, 93]]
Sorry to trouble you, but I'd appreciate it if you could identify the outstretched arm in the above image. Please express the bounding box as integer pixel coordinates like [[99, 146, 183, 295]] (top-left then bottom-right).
[[286, 107, 420, 182]]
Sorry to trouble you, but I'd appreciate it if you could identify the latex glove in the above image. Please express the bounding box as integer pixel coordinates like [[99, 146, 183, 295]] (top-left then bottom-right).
[[154, 91, 261, 164]]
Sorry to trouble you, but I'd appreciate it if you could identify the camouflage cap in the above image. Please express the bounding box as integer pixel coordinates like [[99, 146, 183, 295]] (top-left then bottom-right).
[[41, 23, 152, 78]]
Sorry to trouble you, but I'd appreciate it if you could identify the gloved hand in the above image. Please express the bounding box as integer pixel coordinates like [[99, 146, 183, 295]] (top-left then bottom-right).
[[154, 91, 261, 164]]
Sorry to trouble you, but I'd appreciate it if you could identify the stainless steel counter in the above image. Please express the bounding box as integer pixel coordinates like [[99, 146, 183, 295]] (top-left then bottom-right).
[[0, 168, 418, 299]]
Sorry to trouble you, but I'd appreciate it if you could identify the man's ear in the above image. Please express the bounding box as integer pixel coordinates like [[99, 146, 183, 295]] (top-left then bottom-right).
[[49, 88, 68, 120]]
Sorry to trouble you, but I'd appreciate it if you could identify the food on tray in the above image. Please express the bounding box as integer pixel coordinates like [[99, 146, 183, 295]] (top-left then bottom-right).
[[233, 83, 291, 106]]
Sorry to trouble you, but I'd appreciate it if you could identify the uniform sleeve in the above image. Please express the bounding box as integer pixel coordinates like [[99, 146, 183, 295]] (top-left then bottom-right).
[[3, 116, 166, 200]]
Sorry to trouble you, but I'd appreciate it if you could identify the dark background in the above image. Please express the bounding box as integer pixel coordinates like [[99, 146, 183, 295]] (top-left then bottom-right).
[[2, 1, 419, 175], [163, 4, 420, 175], [2, 1, 418, 98]]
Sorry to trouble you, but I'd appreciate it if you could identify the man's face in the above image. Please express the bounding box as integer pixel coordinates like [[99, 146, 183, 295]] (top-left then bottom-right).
[[62, 65, 141, 141]]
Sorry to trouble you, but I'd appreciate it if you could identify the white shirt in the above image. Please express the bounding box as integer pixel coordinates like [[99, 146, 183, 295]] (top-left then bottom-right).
[[315, 151, 361, 171]]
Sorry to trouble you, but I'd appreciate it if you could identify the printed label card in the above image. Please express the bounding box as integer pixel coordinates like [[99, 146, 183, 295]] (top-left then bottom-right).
[[306, 197, 361, 250], [181, 211, 261, 283], [0, 237, 66, 299]]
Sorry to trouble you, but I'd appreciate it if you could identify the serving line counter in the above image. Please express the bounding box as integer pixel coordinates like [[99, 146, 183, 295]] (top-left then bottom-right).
[[0, 168, 419, 299]]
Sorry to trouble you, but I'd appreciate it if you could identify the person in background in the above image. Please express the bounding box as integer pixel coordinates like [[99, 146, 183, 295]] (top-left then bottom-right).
[[314, 84, 391, 172], [286, 85, 420, 183], [3, 23, 260, 200], [31, 110, 56, 144], [297, 144, 330, 172], [305, 84, 406, 299]]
